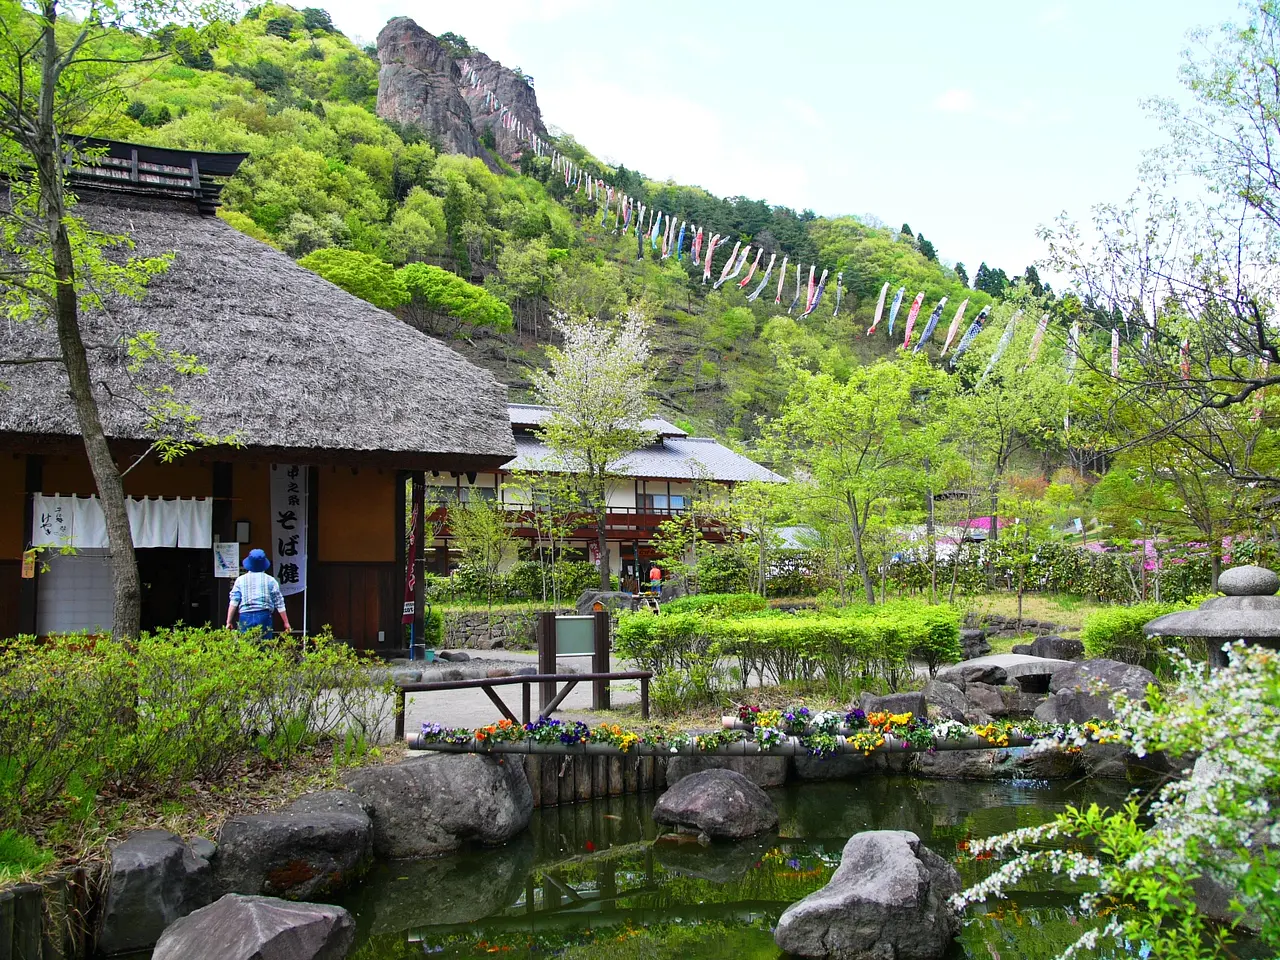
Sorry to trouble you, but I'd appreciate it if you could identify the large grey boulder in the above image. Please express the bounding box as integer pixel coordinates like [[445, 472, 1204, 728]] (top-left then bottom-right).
[[652, 768, 779, 839], [1034, 659, 1157, 724], [1028, 635, 1084, 661], [962, 682, 1006, 718], [959, 628, 991, 660], [343, 754, 532, 858], [775, 830, 960, 959], [914, 746, 1081, 781], [859, 691, 927, 719], [215, 791, 372, 900], [665, 754, 788, 788], [151, 894, 353, 960], [936, 660, 1006, 687], [98, 830, 213, 955], [921, 679, 972, 723]]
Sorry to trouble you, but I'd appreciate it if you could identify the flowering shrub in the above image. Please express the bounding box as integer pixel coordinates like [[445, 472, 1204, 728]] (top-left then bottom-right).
[[954, 643, 1280, 959]]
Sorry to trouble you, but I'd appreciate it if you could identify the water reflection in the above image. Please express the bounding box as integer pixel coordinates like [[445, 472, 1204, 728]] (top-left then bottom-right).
[[326, 776, 1208, 959]]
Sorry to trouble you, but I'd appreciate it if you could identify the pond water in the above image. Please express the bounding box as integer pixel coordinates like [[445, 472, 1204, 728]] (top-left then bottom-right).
[[328, 775, 1246, 960]]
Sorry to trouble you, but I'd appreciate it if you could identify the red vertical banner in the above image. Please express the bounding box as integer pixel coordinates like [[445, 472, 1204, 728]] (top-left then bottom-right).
[[402, 494, 420, 624]]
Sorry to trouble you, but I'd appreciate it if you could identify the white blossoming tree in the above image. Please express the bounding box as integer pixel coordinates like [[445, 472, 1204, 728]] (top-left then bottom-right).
[[531, 310, 657, 591], [955, 643, 1280, 959]]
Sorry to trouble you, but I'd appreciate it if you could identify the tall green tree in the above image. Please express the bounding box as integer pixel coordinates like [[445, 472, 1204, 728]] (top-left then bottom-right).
[[767, 354, 946, 603], [0, 0, 226, 638], [532, 310, 657, 591]]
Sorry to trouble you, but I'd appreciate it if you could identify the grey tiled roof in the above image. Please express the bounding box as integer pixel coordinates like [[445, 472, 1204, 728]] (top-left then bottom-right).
[[508, 403, 687, 438], [505, 436, 785, 484]]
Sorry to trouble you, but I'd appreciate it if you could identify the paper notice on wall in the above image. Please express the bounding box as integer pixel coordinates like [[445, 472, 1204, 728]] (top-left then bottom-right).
[[270, 465, 307, 597], [214, 542, 240, 578]]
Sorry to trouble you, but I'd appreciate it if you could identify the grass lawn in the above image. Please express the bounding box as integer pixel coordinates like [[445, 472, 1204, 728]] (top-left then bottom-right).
[[960, 592, 1105, 630]]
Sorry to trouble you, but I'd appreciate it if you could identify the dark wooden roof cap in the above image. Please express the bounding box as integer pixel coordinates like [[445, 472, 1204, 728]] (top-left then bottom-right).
[[68, 137, 248, 215]]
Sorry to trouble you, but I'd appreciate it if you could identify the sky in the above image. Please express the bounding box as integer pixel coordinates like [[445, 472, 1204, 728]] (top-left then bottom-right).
[[315, 0, 1244, 280]]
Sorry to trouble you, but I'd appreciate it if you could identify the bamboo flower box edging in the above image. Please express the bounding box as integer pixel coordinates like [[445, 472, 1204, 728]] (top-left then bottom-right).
[[407, 733, 1038, 756], [411, 706, 1121, 759]]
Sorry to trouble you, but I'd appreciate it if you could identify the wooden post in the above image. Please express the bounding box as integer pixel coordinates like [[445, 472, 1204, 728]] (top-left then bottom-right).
[[12, 883, 41, 960], [394, 471, 407, 650], [522, 683, 531, 725], [412, 474, 426, 654], [393, 687, 406, 741], [640, 675, 650, 720], [212, 463, 233, 629], [592, 610, 610, 710], [537, 612, 556, 709]]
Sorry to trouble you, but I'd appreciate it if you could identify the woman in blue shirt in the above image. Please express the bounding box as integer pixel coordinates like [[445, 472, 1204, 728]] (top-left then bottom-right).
[[226, 549, 292, 638]]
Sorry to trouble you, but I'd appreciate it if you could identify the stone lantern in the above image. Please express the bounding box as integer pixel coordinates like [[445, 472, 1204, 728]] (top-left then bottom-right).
[[1145, 565, 1280, 667]]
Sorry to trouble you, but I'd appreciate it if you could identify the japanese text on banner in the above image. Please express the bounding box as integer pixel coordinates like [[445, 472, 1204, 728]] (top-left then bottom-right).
[[270, 465, 307, 596]]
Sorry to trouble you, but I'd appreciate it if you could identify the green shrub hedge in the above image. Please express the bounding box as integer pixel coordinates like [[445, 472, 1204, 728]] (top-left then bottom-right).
[[662, 593, 769, 617], [1081, 602, 1200, 674], [615, 600, 962, 696]]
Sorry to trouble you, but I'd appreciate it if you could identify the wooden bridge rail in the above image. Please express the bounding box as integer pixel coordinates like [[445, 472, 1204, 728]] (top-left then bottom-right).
[[393, 670, 652, 740]]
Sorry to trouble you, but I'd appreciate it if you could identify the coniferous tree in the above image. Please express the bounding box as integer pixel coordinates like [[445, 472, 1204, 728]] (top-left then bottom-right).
[[917, 232, 937, 261], [955, 262, 969, 286]]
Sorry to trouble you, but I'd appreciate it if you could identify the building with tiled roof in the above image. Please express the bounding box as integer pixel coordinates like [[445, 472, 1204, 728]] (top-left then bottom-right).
[[423, 405, 784, 586]]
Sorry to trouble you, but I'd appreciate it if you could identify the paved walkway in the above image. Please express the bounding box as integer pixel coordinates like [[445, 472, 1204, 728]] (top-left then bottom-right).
[[400, 649, 642, 733]]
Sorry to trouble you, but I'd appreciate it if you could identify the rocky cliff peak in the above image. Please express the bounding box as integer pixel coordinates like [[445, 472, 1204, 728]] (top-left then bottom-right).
[[375, 17, 547, 165]]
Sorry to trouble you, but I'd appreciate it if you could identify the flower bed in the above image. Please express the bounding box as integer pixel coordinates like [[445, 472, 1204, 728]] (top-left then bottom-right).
[[416, 705, 1120, 758]]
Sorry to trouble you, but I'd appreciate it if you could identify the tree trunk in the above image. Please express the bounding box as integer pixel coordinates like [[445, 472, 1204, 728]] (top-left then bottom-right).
[[847, 496, 875, 604], [38, 21, 140, 638], [948, 539, 963, 605], [1210, 543, 1222, 594], [757, 536, 767, 597]]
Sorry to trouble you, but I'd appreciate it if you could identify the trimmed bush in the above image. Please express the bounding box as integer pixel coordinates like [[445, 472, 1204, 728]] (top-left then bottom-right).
[[616, 600, 961, 696], [1082, 602, 1198, 673]]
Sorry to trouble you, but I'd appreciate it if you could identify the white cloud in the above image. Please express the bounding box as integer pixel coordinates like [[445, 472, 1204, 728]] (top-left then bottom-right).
[[934, 88, 976, 113], [540, 77, 812, 207]]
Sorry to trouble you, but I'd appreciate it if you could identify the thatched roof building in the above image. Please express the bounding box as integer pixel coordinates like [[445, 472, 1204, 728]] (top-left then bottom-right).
[[1, 187, 514, 470]]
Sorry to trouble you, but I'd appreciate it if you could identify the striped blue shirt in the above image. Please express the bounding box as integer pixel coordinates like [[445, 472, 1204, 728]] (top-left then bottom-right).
[[229, 571, 285, 614]]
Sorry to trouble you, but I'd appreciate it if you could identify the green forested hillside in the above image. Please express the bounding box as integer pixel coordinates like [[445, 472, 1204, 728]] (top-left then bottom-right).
[[93, 3, 1009, 438]]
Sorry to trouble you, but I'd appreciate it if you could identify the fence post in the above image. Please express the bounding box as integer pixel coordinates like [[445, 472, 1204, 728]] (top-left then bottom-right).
[[537, 612, 557, 709], [394, 687, 406, 741], [640, 675, 650, 720], [592, 610, 610, 710]]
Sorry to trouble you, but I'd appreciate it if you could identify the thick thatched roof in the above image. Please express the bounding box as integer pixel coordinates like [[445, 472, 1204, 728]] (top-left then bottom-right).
[[1, 189, 515, 468]]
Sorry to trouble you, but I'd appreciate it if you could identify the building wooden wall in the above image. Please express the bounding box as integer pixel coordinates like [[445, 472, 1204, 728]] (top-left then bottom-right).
[[0, 455, 23, 562], [2, 452, 407, 650]]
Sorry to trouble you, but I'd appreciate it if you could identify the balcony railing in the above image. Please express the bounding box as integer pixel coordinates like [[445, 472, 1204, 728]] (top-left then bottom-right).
[[425, 503, 728, 541]]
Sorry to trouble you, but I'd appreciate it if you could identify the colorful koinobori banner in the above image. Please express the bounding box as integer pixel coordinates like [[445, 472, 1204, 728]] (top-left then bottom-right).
[[461, 65, 1089, 378]]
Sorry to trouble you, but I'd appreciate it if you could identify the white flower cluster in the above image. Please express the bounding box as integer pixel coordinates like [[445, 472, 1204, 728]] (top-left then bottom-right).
[[954, 641, 1280, 958], [929, 718, 972, 741]]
